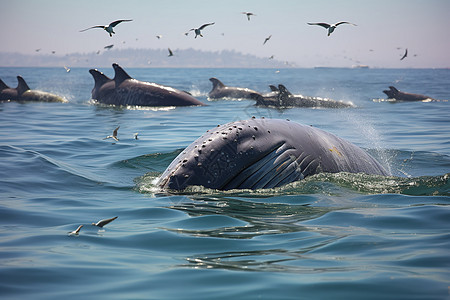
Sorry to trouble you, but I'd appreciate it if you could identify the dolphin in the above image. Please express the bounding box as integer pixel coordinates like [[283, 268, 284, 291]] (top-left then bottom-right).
[[157, 118, 388, 190], [89, 63, 206, 107], [250, 84, 354, 108], [208, 77, 261, 100], [0, 76, 67, 102], [382, 86, 433, 101]]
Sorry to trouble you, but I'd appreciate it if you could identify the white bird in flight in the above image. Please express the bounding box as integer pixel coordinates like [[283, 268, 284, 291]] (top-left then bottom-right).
[[80, 19, 133, 37], [307, 21, 357, 36], [189, 22, 215, 38], [92, 216, 118, 228], [68, 225, 83, 236], [103, 126, 120, 141]]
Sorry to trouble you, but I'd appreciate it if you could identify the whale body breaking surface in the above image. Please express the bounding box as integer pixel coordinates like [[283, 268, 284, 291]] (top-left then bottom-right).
[[157, 118, 389, 191]]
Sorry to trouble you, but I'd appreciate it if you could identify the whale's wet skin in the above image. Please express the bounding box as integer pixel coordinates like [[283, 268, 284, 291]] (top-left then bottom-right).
[[158, 118, 388, 190]]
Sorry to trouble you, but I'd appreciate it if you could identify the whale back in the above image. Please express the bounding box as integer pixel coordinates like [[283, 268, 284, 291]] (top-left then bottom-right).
[[158, 118, 388, 190]]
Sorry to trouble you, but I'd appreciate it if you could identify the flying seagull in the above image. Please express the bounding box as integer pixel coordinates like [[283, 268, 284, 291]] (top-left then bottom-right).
[[168, 48, 174, 57], [103, 126, 120, 141], [189, 22, 215, 38], [400, 48, 408, 60], [92, 216, 118, 228], [242, 12, 256, 21], [80, 19, 133, 37], [68, 225, 83, 236], [263, 35, 272, 45], [307, 21, 357, 36]]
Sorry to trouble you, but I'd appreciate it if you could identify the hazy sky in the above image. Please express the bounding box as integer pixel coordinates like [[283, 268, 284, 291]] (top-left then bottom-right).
[[1, 0, 449, 68]]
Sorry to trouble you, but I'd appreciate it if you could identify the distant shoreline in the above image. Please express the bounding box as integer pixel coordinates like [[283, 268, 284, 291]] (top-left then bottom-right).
[[0, 48, 291, 69]]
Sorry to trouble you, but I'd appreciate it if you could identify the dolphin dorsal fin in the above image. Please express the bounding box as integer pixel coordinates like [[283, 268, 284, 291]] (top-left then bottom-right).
[[112, 63, 132, 85], [278, 84, 293, 96], [16, 76, 30, 95], [89, 69, 112, 89], [0, 78, 10, 91], [389, 86, 399, 93], [269, 85, 278, 92], [209, 78, 225, 90]]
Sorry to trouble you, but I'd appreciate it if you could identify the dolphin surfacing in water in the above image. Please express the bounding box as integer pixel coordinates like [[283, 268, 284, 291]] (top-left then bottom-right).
[[89, 63, 205, 107], [208, 77, 261, 100], [251, 85, 354, 108], [0, 76, 67, 102], [382, 86, 433, 102], [157, 118, 388, 190]]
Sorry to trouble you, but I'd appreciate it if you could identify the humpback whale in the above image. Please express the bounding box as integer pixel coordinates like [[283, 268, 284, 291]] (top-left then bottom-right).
[[0, 77, 67, 102], [382, 86, 433, 101], [250, 85, 354, 108], [208, 77, 261, 100], [89, 63, 205, 107], [157, 118, 388, 190]]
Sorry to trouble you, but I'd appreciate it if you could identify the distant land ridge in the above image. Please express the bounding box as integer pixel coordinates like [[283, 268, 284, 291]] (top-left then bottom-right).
[[0, 48, 289, 68]]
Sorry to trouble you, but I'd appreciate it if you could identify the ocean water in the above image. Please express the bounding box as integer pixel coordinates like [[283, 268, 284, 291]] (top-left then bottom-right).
[[0, 66, 449, 299]]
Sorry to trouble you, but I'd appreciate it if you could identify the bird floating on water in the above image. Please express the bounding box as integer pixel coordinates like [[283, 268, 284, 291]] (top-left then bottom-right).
[[134, 133, 139, 140], [263, 35, 272, 45], [92, 216, 118, 228], [63, 66, 71, 73], [307, 21, 357, 36], [189, 22, 215, 38], [80, 19, 133, 37], [242, 12, 256, 21], [104, 126, 120, 142], [68, 225, 83, 236]]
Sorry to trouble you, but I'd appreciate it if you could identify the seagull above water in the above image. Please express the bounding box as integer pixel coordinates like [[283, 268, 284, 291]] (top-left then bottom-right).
[[68, 225, 83, 235], [103, 126, 120, 141], [92, 216, 118, 228], [80, 19, 133, 37], [189, 22, 215, 38], [263, 35, 272, 45], [168, 48, 174, 57], [242, 12, 256, 21], [307, 21, 357, 36]]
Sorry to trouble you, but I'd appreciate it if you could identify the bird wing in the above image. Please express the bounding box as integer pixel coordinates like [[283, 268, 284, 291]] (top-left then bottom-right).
[[113, 126, 120, 136], [198, 22, 215, 30], [168, 48, 173, 55], [109, 19, 133, 27], [307, 22, 331, 29], [400, 48, 408, 60], [79, 25, 105, 32], [335, 21, 357, 27], [95, 216, 118, 227]]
